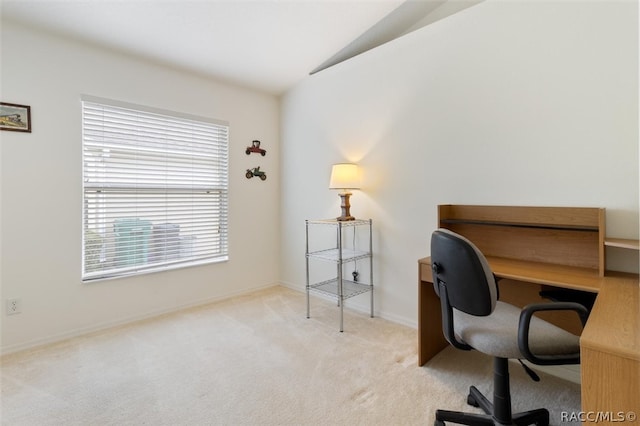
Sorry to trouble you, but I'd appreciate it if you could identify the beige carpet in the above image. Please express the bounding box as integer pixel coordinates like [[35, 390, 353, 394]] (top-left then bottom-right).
[[1, 286, 580, 425]]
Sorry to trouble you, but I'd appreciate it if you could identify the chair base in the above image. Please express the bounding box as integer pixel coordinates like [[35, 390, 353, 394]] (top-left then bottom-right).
[[435, 388, 549, 425], [434, 358, 550, 426]]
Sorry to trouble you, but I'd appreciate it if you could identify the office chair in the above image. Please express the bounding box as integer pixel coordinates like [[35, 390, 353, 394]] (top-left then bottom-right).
[[430, 229, 588, 426]]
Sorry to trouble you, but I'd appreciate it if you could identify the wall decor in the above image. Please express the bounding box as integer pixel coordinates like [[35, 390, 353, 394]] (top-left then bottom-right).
[[0, 102, 31, 133], [246, 166, 267, 181], [245, 140, 266, 156]]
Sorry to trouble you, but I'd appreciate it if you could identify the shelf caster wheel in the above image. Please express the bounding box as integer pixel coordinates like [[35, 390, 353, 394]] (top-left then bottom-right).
[[434, 420, 445, 426], [467, 394, 479, 407]]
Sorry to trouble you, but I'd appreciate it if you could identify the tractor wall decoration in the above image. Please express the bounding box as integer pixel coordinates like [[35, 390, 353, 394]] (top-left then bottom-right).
[[246, 166, 266, 180], [245, 140, 267, 181], [246, 140, 266, 156]]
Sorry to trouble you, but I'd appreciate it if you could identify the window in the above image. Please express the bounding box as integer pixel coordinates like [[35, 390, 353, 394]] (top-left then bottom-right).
[[82, 96, 229, 281]]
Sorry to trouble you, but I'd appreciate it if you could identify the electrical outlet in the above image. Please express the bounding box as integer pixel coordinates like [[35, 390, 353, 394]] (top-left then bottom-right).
[[6, 298, 21, 315]]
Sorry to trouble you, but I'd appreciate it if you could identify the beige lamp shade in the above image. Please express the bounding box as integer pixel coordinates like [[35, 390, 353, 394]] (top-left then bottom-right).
[[329, 163, 360, 221], [329, 163, 360, 190]]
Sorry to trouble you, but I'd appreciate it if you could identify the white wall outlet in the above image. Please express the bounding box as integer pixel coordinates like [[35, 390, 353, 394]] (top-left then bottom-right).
[[6, 298, 22, 315]]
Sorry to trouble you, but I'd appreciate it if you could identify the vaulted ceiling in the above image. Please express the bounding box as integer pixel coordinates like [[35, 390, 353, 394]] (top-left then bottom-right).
[[1, 0, 482, 95]]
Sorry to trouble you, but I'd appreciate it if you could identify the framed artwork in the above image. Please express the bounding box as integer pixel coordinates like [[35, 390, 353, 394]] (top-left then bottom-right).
[[0, 102, 31, 132]]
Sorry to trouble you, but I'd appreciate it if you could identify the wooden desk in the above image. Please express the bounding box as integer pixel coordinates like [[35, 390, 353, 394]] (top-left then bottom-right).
[[419, 205, 639, 415], [418, 257, 640, 415]]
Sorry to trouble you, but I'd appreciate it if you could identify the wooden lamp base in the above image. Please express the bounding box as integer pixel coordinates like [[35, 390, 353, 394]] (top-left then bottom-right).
[[337, 192, 355, 221]]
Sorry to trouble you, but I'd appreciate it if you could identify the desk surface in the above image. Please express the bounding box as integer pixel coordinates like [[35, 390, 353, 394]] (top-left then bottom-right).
[[581, 276, 639, 361], [419, 256, 603, 293]]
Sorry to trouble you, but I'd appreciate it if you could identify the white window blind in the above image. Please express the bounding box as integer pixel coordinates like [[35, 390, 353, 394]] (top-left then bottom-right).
[[82, 96, 229, 281]]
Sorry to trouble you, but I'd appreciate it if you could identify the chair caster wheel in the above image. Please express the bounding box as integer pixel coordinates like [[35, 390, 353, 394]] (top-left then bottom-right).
[[467, 394, 479, 407], [534, 418, 549, 426], [434, 420, 445, 426]]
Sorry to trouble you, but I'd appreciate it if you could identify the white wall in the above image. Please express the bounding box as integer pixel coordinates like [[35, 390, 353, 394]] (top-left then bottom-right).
[[280, 0, 639, 326], [1, 21, 281, 353]]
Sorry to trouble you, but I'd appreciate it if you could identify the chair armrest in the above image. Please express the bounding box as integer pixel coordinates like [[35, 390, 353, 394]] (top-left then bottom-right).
[[518, 302, 589, 365]]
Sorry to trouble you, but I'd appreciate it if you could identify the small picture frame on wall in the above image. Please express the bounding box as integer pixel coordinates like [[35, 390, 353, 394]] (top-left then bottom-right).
[[0, 102, 31, 133]]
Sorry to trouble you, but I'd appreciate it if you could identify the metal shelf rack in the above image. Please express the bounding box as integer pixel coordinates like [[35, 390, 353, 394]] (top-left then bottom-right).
[[305, 218, 373, 331]]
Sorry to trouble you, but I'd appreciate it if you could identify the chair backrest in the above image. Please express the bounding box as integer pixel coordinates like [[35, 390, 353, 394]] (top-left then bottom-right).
[[430, 229, 498, 316]]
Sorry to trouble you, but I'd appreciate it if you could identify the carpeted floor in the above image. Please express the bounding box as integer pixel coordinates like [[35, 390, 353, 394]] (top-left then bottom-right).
[[1, 285, 580, 425]]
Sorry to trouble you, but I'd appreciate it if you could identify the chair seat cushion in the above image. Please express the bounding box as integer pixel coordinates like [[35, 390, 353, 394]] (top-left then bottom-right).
[[453, 301, 580, 359]]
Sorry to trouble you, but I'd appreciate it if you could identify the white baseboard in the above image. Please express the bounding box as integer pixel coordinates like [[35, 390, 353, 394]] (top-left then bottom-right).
[[279, 281, 418, 329], [1, 283, 279, 356]]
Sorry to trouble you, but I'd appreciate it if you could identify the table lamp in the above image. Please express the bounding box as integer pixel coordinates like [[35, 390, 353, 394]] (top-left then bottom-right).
[[329, 163, 360, 221]]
